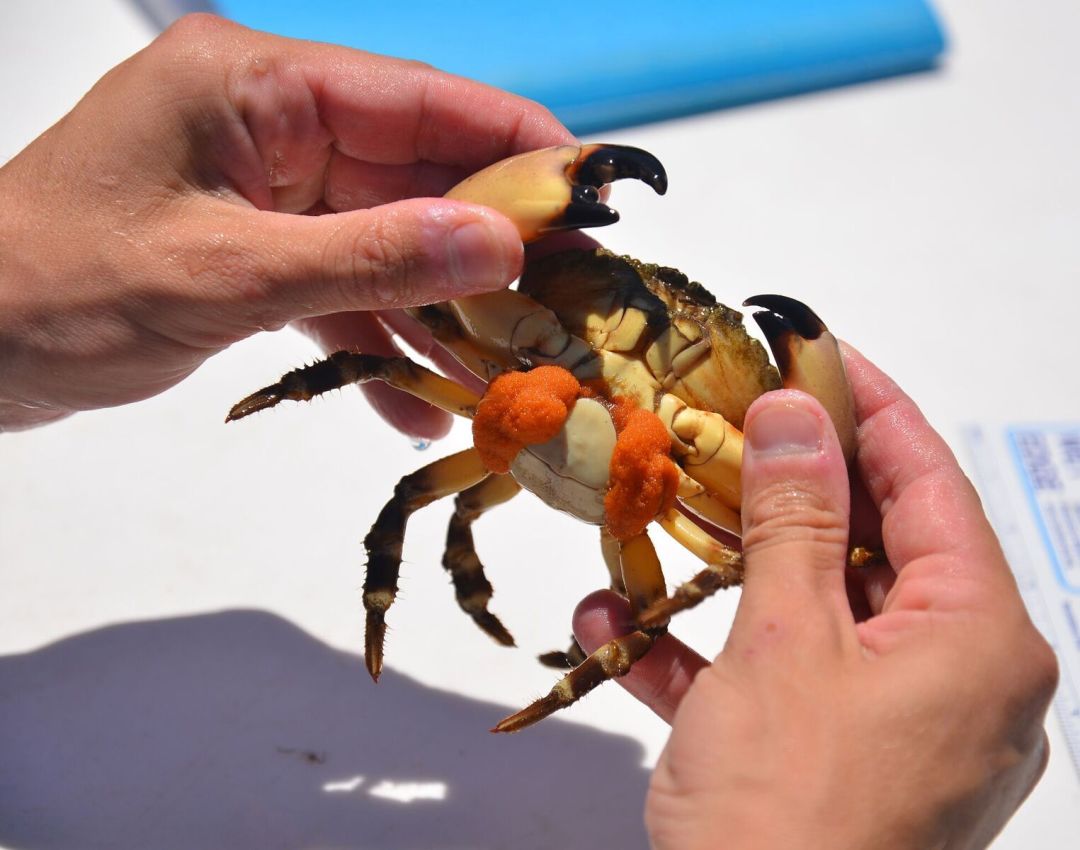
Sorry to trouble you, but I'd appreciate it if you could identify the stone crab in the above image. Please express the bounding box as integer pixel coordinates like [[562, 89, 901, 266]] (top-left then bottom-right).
[[227, 144, 861, 732]]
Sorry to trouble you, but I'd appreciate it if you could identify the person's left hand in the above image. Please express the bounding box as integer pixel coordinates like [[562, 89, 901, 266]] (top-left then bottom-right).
[[0, 14, 575, 434], [571, 349, 1057, 850]]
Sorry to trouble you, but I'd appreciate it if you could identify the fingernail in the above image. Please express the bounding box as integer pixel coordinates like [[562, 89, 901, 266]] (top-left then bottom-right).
[[446, 219, 511, 292], [747, 401, 824, 456]]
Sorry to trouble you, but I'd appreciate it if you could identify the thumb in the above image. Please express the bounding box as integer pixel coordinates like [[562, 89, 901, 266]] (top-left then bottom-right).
[[730, 390, 854, 647], [222, 198, 523, 322]]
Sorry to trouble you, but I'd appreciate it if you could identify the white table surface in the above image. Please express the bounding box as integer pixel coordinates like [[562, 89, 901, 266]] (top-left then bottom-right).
[[2, 1, 1079, 847]]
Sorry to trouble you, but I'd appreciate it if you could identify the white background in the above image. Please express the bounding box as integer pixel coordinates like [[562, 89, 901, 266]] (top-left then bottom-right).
[[2, 1, 1078, 847]]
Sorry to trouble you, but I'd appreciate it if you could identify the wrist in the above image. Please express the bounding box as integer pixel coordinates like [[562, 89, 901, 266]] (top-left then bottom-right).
[[0, 156, 69, 429], [647, 763, 936, 850]]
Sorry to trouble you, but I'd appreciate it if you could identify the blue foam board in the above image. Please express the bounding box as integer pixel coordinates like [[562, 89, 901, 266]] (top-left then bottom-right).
[[210, 0, 947, 134]]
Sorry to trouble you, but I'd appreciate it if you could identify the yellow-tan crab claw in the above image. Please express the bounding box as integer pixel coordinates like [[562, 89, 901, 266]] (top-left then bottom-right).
[[444, 144, 667, 243], [744, 294, 857, 465]]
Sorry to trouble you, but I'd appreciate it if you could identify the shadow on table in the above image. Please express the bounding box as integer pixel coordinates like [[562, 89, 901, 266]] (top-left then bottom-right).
[[0, 610, 651, 850]]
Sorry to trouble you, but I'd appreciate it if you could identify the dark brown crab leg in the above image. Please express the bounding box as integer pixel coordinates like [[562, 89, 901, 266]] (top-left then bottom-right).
[[442, 473, 522, 647], [493, 530, 668, 733], [226, 352, 480, 423], [364, 448, 490, 681]]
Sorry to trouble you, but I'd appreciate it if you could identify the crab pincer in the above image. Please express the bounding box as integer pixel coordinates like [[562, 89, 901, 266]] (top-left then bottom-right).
[[744, 295, 858, 465], [444, 144, 667, 242]]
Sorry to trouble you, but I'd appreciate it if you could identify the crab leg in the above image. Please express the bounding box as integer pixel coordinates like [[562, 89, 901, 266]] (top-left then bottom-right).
[[538, 639, 589, 670], [676, 471, 743, 537], [364, 448, 490, 680], [494, 530, 667, 732], [442, 473, 522, 647], [638, 508, 745, 628], [538, 527, 630, 670], [410, 288, 600, 381], [226, 352, 480, 422], [659, 394, 744, 512], [600, 528, 627, 594]]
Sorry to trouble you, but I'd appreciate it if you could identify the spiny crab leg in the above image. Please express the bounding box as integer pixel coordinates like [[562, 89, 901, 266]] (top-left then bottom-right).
[[445, 144, 667, 243], [225, 352, 481, 423], [744, 294, 858, 465], [442, 473, 523, 647], [364, 448, 491, 681], [493, 530, 668, 733]]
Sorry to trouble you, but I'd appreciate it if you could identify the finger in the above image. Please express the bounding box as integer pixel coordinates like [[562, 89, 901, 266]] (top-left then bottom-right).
[[731, 390, 855, 647], [295, 312, 453, 441], [307, 49, 576, 168], [324, 153, 469, 211], [842, 345, 1013, 593], [845, 563, 896, 619], [216, 198, 523, 320], [202, 17, 575, 174], [862, 564, 897, 615], [148, 17, 575, 216], [572, 590, 708, 724]]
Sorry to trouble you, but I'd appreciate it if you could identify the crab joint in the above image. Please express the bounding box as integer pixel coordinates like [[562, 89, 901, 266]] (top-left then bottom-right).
[[444, 144, 667, 243], [657, 393, 743, 510]]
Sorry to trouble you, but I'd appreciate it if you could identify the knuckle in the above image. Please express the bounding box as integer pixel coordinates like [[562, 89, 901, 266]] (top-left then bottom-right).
[[143, 14, 236, 91], [159, 12, 233, 50], [183, 228, 286, 335], [328, 216, 417, 307], [1023, 630, 1060, 704], [741, 482, 849, 556]]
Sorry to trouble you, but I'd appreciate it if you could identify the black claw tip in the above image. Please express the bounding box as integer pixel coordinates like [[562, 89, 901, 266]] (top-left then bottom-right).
[[744, 294, 827, 340], [226, 387, 284, 422], [474, 612, 516, 648], [572, 144, 668, 195]]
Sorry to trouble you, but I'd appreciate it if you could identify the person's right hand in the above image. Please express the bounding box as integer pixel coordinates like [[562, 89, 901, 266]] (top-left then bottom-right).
[[574, 346, 1059, 850], [0, 14, 575, 434]]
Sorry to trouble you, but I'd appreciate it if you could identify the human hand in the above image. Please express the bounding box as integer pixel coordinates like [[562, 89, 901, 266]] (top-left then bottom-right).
[[0, 14, 574, 433], [573, 347, 1058, 850]]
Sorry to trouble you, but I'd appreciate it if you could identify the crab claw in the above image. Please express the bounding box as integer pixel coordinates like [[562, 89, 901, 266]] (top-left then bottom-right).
[[444, 144, 667, 243], [744, 295, 857, 465]]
